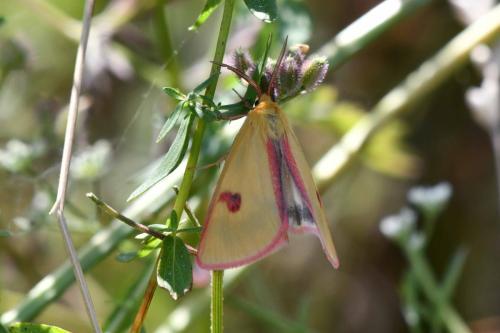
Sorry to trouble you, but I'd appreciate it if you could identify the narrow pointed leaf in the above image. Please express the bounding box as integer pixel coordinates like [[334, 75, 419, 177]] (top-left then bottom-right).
[[128, 114, 194, 201], [157, 235, 193, 300], [162, 87, 185, 101], [157, 102, 185, 143], [193, 74, 218, 94], [8, 323, 70, 333], [189, 0, 223, 31], [137, 238, 162, 258], [243, 0, 277, 23]]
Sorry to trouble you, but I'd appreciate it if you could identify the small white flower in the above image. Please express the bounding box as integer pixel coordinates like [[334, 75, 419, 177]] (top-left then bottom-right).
[[449, 0, 494, 25], [0, 139, 45, 173], [408, 182, 452, 216], [380, 207, 416, 241], [70, 140, 112, 181]]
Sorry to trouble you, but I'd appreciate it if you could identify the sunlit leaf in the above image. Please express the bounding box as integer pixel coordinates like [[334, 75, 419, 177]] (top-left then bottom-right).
[[157, 235, 192, 300], [128, 114, 194, 201], [189, 0, 223, 31], [243, 0, 277, 23], [138, 238, 162, 257], [162, 87, 185, 101], [8, 323, 70, 333]]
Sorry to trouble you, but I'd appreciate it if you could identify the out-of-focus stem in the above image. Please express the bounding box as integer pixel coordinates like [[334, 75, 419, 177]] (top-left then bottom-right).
[[314, 3, 500, 191]]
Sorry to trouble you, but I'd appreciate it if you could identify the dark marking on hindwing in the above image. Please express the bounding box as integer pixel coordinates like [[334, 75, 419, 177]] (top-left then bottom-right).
[[219, 191, 242, 213], [287, 205, 314, 226]]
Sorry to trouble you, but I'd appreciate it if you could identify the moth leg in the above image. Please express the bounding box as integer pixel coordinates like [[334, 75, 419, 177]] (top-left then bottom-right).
[[195, 154, 227, 171]]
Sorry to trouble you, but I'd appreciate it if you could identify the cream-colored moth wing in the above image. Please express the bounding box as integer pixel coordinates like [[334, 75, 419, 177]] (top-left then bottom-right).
[[196, 112, 287, 270]]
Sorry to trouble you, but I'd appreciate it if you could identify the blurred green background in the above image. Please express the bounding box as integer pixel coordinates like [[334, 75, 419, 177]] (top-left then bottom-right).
[[1, 0, 500, 332]]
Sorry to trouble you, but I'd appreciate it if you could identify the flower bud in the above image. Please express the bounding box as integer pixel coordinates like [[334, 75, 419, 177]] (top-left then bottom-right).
[[301, 56, 329, 93], [278, 55, 302, 99], [232, 48, 256, 78], [287, 44, 310, 65]]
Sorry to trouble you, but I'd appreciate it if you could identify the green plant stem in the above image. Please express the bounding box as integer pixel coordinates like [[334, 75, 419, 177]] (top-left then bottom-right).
[[211, 270, 224, 333], [405, 248, 471, 333], [129, 0, 235, 331], [313, 3, 500, 191], [153, 0, 182, 88], [87, 193, 170, 240]]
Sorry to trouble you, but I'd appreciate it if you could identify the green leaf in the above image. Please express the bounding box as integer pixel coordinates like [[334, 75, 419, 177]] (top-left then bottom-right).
[[138, 238, 162, 257], [8, 323, 70, 333], [157, 102, 185, 143], [116, 252, 138, 263], [189, 0, 223, 31], [128, 114, 194, 201], [157, 235, 192, 300], [148, 224, 170, 232], [243, 0, 277, 23], [162, 87, 185, 101], [0, 230, 11, 237], [0, 17, 4, 27], [1, 324, 7, 333], [134, 232, 151, 241], [166, 211, 179, 231], [193, 74, 218, 94]]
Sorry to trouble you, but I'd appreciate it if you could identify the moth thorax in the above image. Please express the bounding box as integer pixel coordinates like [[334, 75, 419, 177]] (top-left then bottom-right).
[[265, 114, 285, 138]]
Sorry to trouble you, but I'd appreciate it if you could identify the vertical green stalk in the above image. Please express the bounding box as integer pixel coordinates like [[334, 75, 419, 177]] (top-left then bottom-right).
[[405, 247, 471, 333], [211, 270, 224, 333], [178, 1, 236, 331], [131, 0, 235, 331], [153, 0, 182, 88]]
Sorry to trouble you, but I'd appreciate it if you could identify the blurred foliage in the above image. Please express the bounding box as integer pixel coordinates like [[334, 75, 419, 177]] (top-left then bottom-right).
[[1, 0, 500, 332]]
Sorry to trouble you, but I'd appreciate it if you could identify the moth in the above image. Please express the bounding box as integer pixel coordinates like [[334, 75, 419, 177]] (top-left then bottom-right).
[[197, 42, 339, 270]]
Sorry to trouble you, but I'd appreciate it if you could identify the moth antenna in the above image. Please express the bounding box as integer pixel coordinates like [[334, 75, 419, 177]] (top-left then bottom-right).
[[267, 36, 289, 98], [211, 61, 262, 98]]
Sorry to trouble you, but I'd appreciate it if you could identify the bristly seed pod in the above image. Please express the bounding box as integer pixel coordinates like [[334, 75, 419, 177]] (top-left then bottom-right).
[[232, 48, 256, 78], [301, 56, 329, 93], [278, 55, 302, 99], [288, 44, 310, 66]]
